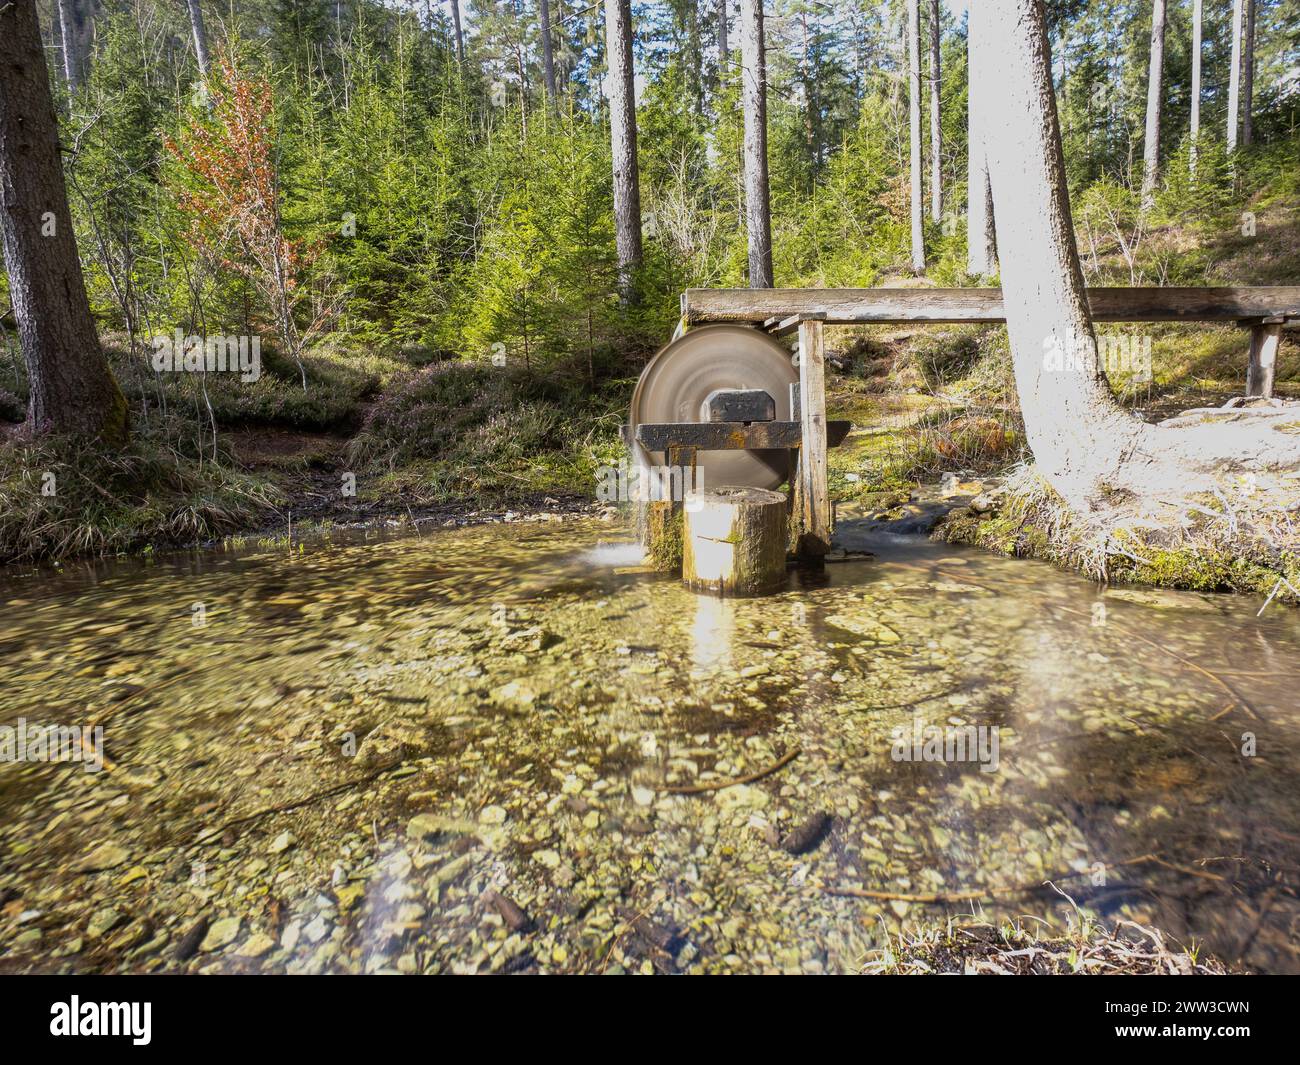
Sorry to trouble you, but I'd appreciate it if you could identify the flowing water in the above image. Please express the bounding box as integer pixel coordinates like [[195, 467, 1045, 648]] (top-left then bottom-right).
[[1, 519, 1298, 973]]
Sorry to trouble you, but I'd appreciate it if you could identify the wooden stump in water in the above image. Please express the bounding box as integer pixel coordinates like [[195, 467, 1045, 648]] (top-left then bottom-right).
[[682, 486, 788, 596]]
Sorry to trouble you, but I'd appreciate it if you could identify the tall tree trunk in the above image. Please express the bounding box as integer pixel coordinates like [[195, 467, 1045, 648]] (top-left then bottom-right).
[[449, 0, 464, 64], [1243, 0, 1256, 146], [1140, 0, 1166, 211], [928, 0, 942, 223], [907, 0, 924, 273], [0, 1, 127, 444], [966, 1, 996, 277], [800, 11, 816, 176], [57, 0, 81, 91], [739, 0, 773, 287], [982, 0, 1300, 517], [186, 0, 211, 76], [604, 0, 642, 301], [717, 0, 729, 67], [1190, 0, 1202, 172], [540, 0, 558, 104], [1228, 0, 1243, 150]]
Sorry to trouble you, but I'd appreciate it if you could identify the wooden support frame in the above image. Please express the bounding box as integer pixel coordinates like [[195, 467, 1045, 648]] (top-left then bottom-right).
[[1247, 318, 1284, 399], [795, 319, 831, 559]]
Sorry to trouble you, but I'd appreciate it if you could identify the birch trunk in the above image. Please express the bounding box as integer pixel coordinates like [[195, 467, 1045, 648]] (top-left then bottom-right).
[[740, 0, 773, 287], [907, 0, 924, 273], [928, 0, 942, 223], [0, 0, 127, 443], [1140, 0, 1166, 211], [605, 0, 643, 301], [186, 0, 211, 76]]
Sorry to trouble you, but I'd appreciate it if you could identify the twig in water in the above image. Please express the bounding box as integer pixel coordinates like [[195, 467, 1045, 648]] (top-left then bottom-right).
[[825, 853, 1224, 904], [658, 747, 801, 794], [195, 759, 404, 842], [1257, 576, 1299, 616]]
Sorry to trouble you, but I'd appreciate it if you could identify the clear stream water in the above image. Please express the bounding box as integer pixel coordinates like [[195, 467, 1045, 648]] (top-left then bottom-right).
[[1, 519, 1298, 973]]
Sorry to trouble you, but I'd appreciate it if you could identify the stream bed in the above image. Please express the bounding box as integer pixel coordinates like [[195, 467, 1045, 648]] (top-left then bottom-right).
[[1, 518, 1298, 973]]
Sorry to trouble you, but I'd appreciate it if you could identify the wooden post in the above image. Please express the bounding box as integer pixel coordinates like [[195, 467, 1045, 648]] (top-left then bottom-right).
[[1246, 318, 1283, 399], [796, 318, 830, 559], [683, 487, 788, 596]]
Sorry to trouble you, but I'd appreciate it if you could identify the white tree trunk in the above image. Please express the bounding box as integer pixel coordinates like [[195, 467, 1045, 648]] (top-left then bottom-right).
[[1190, 0, 1202, 173], [740, 0, 773, 287], [907, 0, 924, 273], [982, 0, 1300, 517], [1140, 0, 1166, 211], [1228, 0, 1243, 150], [928, 0, 942, 223], [965, 1, 996, 277], [605, 0, 643, 301]]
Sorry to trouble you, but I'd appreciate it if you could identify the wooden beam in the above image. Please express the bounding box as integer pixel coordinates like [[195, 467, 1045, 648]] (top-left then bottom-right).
[[636, 420, 851, 451], [796, 319, 830, 560], [1246, 320, 1283, 399], [682, 286, 1300, 325]]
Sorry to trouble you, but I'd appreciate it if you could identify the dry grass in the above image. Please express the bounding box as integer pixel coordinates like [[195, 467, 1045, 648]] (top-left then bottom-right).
[[0, 427, 281, 564], [860, 912, 1230, 975]]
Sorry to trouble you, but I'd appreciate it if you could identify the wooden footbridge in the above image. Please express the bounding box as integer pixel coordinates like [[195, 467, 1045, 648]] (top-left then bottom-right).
[[633, 286, 1300, 570]]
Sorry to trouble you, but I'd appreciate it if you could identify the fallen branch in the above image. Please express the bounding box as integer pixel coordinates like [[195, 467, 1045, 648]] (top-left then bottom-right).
[[658, 747, 801, 794], [196, 759, 405, 842], [1057, 605, 1262, 720]]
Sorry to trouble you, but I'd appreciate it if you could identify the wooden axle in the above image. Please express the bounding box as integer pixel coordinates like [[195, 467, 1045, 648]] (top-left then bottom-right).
[[635, 419, 851, 451]]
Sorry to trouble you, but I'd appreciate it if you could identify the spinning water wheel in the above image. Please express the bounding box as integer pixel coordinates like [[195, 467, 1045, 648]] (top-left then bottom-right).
[[626, 321, 851, 591]]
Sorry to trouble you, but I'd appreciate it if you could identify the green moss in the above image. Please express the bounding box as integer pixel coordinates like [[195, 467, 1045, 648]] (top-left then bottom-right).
[[647, 505, 683, 572], [937, 500, 1296, 601]]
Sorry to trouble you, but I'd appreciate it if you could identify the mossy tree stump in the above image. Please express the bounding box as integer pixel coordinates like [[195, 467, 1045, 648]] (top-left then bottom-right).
[[642, 499, 683, 572], [682, 486, 788, 596]]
